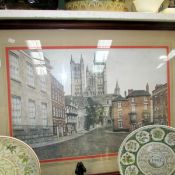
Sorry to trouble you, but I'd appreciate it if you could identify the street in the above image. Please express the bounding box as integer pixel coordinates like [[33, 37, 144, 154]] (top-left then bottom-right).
[[33, 127, 129, 160]]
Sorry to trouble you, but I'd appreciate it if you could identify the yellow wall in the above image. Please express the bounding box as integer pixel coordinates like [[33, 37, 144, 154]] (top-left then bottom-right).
[[0, 29, 175, 175]]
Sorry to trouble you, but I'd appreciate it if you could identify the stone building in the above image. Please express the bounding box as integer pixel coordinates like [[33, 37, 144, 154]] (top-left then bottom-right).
[[73, 96, 87, 132], [51, 75, 66, 137], [65, 96, 78, 135], [85, 58, 107, 96], [70, 55, 107, 97], [9, 50, 53, 141], [70, 55, 85, 96], [65, 96, 87, 133], [152, 83, 168, 125], [85, 66, 96, 96]]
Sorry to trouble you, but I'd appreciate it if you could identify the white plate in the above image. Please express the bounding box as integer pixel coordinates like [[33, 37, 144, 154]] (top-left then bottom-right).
[[0, 136, 40, 175], [118, 125, 175, 175]]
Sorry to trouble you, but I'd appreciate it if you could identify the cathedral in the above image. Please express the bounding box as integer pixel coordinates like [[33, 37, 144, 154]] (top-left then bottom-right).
[[70, 55, 107, 97], [70, 55, 85, 96]]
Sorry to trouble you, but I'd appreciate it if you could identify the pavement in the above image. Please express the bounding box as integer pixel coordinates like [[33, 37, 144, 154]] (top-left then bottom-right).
[[30, 127, 97, 148], [33, 126, 129, 160]]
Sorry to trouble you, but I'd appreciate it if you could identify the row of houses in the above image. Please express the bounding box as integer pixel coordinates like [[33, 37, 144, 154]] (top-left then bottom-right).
[[112, 83, 168, 131], [9, 50, 84, 142]]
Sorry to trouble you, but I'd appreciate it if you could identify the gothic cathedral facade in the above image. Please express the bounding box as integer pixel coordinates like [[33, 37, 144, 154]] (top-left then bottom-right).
[[70, 55, 107, 97], [70, 55, 85, 96]]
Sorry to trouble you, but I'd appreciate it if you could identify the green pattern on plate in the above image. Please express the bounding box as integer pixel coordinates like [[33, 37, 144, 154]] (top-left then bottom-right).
[[121, 152, 135, 165], [0, 136, 40, 175], [165, 132, 175, 146], [118, 125, 175, 175], [125, 165, 138, 175], [150, 127, 165, 141], [125, 140, 140, 152]]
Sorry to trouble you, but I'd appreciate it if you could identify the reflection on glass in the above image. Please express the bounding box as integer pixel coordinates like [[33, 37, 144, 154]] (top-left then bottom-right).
[[26, 40, 42, 49], [97, 40, 112, 48]]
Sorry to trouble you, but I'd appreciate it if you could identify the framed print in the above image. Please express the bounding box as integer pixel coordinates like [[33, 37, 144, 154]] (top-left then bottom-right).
[[6, 45, 170, 162], [0, 20, 175, 175]]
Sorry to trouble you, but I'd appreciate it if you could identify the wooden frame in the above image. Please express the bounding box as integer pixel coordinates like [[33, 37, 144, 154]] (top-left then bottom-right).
[[0, 18, 174, 30], [6, 45, 170, 162], [0, 18, 175, 175]]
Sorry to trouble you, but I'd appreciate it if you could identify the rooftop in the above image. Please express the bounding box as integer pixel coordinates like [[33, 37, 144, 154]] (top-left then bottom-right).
[[127, 90, 151, 98], [112, 95, 127, 102]]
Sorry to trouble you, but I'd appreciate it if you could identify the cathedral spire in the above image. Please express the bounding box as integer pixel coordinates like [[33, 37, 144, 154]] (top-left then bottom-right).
[[93, 53, 96, 64], [80, 54, 84, 64], [70, 55, 73, 64], [146, 83, 149, 93], [114, 81, 120, 96]]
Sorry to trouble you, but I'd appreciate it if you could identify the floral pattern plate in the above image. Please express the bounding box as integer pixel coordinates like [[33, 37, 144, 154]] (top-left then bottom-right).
[[0, 136, 40, 175], [118, 125, 175, 175]]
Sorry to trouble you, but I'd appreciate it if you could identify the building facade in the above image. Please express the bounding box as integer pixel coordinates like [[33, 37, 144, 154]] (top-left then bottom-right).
[[127, 89, 152, 130], [70, 55, 107, 97], [112, 84, 152, 131], [152, 83, 168, 125], [112, 95, 130, 131], [70, 55, 85, 96], [65, 97, 78, 135], [10, 50, 53, 141], [51, 75, 66, 137], [85, 58, 107, 96], [65, 96, 87, 133]]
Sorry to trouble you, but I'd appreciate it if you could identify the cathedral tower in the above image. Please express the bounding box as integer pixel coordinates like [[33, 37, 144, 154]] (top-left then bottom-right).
[[70, 55, 85, 96], [85, 54, 107, 96], [86, 66, 96, 96]]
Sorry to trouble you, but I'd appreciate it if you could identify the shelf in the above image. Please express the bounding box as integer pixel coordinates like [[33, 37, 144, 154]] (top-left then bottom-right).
[[0, 10, 175, 22]]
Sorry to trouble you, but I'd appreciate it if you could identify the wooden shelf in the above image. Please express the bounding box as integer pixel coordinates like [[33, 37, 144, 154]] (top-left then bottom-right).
[[1, 10, 175, 30], [0, 10, 175, 22]]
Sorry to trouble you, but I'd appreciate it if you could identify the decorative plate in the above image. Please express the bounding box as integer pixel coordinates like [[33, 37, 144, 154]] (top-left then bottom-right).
[[0, 136, 40, 175], [118, 125, 175, 175], [65, 0, 128, 11]]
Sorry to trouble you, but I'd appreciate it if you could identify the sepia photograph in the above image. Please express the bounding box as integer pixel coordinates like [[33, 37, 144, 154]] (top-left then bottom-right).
[[7, 46, 169, 161]]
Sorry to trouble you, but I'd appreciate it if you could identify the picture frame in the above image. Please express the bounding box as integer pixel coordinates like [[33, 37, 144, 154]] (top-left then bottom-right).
[[0, 19, 175, 175]]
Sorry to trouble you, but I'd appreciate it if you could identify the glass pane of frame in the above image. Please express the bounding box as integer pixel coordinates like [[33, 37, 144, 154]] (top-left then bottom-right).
[[0, 29, 175, 174]]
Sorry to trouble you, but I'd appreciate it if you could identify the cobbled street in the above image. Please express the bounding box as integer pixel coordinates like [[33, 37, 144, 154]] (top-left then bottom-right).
[[34, 127, 129, 160]]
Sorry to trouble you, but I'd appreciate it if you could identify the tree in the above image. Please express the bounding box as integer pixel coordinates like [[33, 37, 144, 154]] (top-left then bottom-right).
[[95, 104, 104, 125], [85, 97, 105, 130]]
